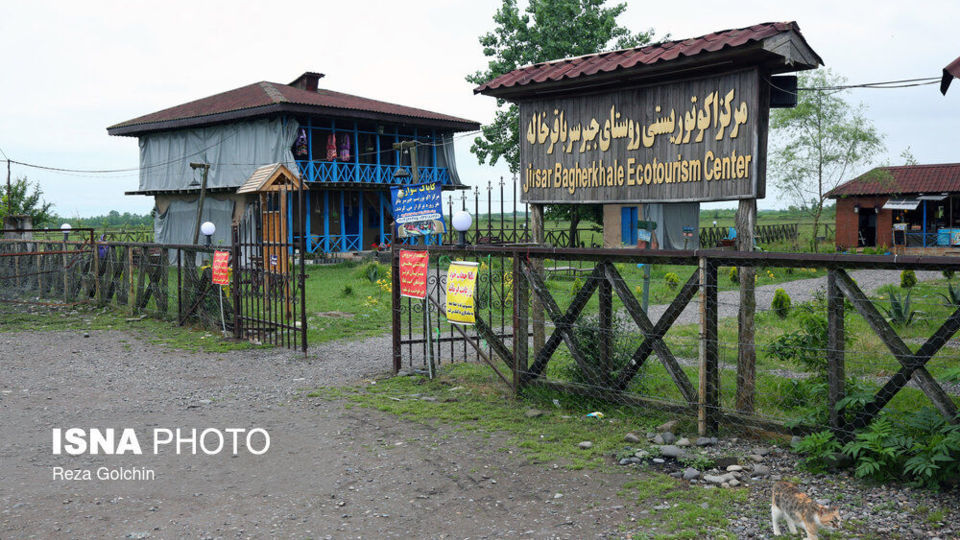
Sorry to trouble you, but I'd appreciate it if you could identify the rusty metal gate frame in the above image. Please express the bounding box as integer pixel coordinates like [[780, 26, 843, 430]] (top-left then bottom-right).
[[231, 184, 308, 352]]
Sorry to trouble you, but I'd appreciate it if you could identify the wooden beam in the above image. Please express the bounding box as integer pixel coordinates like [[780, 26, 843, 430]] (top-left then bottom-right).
[[604, 262, 697, 402], [520, 261, 603, 384], [827, 269, 846, 431], [699, 258, 720, 436], [475, 314, 515, 370], [835, 269, 959, 427]]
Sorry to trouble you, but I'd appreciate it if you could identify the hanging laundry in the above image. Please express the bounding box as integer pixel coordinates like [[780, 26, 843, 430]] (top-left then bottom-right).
[[326, 133, 338, 161], [294, 128, 308, 158], [338, 134, 351, 162]]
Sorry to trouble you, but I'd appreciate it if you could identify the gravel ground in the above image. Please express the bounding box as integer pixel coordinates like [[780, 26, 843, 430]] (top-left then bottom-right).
[[0, 266, 954, 539], [647, 269, 941, 325], [0, 327, 634, 538]]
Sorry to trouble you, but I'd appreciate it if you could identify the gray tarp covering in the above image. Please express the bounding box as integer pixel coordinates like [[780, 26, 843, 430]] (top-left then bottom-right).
[[438, 133, 461, 186], [155, 196, 234, 251], [643, 202, 700, 250], [139, 118, 299, 191]]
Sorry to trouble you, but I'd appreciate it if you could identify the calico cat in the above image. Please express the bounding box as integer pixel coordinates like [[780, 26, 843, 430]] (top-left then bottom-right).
[[771, 481, 841, 539]]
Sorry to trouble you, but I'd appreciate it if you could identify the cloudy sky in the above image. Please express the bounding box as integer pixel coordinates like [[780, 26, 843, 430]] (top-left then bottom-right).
[[0, 0, 957, 218]]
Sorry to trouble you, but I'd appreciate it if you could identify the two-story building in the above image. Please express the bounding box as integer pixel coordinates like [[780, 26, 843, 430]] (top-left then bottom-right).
[[108, 72, 479, 252]]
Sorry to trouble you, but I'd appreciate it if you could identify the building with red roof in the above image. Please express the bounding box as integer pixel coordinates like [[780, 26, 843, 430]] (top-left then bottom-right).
[[108, 72, 479, 252], [827, 163, 960, 251]]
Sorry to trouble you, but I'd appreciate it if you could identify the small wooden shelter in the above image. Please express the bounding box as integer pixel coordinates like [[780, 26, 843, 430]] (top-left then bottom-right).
[[237, 163, 308, 273]]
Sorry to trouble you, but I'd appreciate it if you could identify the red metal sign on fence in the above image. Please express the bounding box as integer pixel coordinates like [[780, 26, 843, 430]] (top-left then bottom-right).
[[398, 250, 429, 299], [212, 251, 230, 285]]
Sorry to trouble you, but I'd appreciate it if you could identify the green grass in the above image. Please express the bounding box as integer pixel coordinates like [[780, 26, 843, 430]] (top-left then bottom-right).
[[305, 362, 759, 538]]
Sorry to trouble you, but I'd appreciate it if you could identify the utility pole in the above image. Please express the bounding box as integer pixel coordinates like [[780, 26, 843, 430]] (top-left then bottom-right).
[[6, 159, 11, 217], [190, 162, 211, 245]]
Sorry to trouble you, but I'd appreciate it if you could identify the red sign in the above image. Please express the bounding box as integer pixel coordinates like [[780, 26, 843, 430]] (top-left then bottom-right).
[[399, 250, 429, 299], [212, 251, 230, 285]]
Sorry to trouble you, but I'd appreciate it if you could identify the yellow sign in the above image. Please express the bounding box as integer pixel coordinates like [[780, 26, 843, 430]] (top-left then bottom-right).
[[445, 261, 479, 326]]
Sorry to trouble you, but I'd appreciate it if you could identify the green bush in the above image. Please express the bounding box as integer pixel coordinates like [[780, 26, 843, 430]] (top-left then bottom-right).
[[663, 272, 680, 290], [728, 266, 739, 284], [771, 288, 791, 319], [355, 261, 389, 283], [792, 409, 960, 489], [342, 284, 354, 296], [793, 431, 842, 473], [943, 269, 955, 280], [900, 269, 917, 289], [571, 277, 584, 296], [556, 314, 644, 390], [841, 409, 960, 489]]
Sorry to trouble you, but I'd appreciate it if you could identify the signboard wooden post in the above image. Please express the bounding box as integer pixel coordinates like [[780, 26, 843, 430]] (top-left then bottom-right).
[[474, 21, 822, 426]]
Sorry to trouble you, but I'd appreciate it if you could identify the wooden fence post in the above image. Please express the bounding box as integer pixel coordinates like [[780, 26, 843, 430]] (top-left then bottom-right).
[[698, 257, 719, 436], [530, 204, 545, 357], [127, 246, 135, 310], [93, 240, 101, 304], [158, 248, 169, 316], [599, 260, 612, 380], [513, 254, 529, 394], [736, 198, 757, 414], [827, 269, 846, 432]]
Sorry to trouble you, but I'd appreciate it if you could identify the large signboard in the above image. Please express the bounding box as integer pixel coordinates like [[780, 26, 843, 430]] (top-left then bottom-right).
[[519, 69, 761, 204], [390, 182, 446, 238]]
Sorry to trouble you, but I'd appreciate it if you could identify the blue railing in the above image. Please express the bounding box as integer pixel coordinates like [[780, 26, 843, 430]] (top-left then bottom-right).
[[295, 161, 450, 185]]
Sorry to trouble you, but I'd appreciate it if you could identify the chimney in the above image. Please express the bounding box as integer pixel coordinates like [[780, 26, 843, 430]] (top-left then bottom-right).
[[288, 72, 325, 92]]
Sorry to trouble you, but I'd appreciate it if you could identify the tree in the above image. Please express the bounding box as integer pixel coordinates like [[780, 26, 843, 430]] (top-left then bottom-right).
[[770, 69, 885, 251], [1, 177, 54, 226], [467, 0, 656, 245]]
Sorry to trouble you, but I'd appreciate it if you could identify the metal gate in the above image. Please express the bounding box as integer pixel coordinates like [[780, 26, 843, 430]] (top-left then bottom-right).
[[232, 184, 307, 352]]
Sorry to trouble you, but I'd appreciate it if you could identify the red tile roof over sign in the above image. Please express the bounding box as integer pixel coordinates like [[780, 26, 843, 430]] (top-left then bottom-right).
[[475, 21, 821, 96], [827, 164, 960, 198], [108, 79, 479, 135]]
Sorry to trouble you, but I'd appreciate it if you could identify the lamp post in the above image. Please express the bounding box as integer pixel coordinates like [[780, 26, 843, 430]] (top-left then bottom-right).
[[190, 162, 211, 245], [200, 221, 216, 247], [60, 223, 71, 242], [452, 210, 472, 247]]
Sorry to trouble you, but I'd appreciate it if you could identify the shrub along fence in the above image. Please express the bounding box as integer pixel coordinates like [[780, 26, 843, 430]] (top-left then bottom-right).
[[392, 245, 960, 446]]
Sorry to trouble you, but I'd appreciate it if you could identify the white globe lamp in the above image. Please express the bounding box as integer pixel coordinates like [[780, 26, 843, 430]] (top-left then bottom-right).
[[200, 221, 216, 246], [60, 223, 72, 242], [452, 211, 472, 247]]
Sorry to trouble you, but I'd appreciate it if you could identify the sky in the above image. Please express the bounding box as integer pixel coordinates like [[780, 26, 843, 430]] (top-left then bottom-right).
[[0, 0, 957, 218]]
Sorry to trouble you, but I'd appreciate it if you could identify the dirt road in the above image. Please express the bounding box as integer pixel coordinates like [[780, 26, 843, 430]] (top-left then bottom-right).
[[0, 329, 632, 538]]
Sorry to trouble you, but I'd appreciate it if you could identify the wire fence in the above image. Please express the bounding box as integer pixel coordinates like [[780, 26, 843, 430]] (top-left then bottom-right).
[[0, 234, 232, 334], [392, 245, 960, 442]]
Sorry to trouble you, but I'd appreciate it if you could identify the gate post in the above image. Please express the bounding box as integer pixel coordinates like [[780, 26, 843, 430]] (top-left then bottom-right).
[[827, 269, 846, 432], [512, 254, 529, 393], [698, 256, 719, 436], [391, 241, 402, 373], [232, 225, 242, 339]]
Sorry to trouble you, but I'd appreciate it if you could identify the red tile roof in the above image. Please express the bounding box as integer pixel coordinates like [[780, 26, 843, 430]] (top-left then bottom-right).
[[475, 21, 821, 96], [109, 80, 479, 135], [827, 164, 960, 198]]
